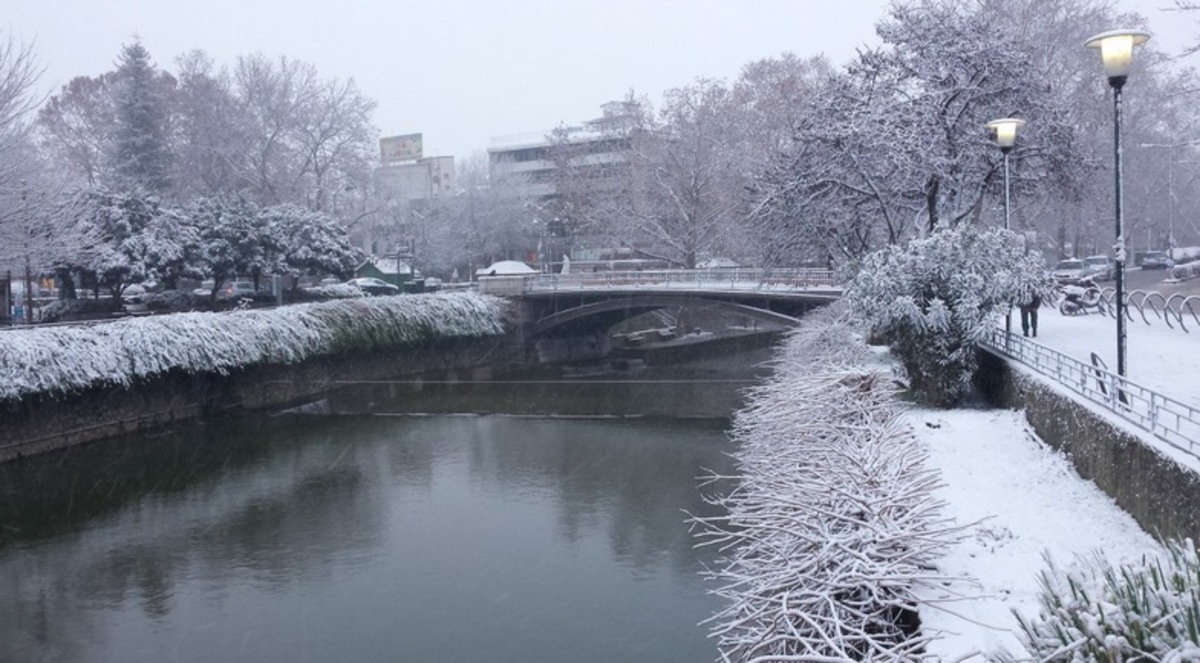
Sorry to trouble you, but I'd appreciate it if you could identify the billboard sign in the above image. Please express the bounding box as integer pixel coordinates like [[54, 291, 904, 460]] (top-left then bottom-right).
[[380, 133, 423, 163]]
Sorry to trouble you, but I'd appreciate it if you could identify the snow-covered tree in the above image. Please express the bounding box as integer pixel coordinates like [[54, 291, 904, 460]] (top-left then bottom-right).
[[56, 187, 174, 301], [842, 224, 1052, 407], [187, 196, 271, 298], [751, 0, 1084, 265], [0, 33, 49, 291], [0, 34, 41, 194], [263, 204, 360, 283], [108, 40, 174, 194], [560, 84, 751, 268]]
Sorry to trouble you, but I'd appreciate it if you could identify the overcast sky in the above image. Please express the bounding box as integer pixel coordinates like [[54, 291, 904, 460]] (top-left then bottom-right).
[[7, 1, 1198, 161]]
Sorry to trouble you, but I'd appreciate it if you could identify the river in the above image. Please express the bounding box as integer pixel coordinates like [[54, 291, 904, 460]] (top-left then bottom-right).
[[0, 349, 772, 663]]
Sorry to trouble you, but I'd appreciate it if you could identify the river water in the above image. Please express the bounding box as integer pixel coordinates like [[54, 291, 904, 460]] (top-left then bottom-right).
[[0, 350, 772, 663]]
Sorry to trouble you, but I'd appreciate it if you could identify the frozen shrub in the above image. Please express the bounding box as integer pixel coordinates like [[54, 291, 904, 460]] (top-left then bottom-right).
[[38, 298, 118, 323], [842, 225, 1050, 407], [693, 306, 962, 659], [1003, 539, 1200, 661], [144, 290, 204, 312]]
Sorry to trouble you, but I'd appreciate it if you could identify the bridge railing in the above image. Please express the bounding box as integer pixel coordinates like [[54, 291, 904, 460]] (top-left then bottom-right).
[[514, 269, 838, 293], [980, 327, 1200, 456]]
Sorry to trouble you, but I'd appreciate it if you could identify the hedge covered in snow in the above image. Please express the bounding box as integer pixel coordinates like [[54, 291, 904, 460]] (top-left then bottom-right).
[[0, 291, 507, 401], [692, 306, 962, 659]]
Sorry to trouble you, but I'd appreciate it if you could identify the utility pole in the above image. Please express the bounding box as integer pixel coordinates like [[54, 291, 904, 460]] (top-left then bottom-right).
[[20, 181, 32, 324]]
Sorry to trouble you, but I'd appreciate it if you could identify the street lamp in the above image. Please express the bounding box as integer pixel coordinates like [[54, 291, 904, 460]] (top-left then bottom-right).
[[987, 117, 1025, 338], [1086, 28, 1150, 379]]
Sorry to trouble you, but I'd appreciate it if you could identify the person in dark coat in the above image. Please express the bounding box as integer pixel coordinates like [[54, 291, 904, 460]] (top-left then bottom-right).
[[1019, 292, 1042, 337]]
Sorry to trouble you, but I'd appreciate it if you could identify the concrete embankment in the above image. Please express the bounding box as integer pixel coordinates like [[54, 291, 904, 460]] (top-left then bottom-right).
[[0, 334, 523, 463], [976, 350, 1200, 543]]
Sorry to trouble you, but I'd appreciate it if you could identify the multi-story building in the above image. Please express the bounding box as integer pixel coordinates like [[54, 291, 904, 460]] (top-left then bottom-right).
[[365, 133, 455, 265], [374, 156, 455, 202], [487, 102, 642, 271], [487, 101, 638, 201]]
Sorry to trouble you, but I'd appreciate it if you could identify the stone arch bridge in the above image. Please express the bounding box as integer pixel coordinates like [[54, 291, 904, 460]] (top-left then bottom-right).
[[478, 270, 841, 363]]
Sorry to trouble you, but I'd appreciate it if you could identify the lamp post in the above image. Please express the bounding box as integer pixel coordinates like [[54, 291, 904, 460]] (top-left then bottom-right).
[[987, 118, 1025, 338], [1086, 28, 1150, 379]]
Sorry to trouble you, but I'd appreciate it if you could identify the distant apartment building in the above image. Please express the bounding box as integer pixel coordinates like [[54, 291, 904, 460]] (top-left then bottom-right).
[[373, 133, 455, 202], [374, 159, 455, 202], [486, 102, 643, 271], [487, 101, 639, 201], [366, 133, 454, 260]]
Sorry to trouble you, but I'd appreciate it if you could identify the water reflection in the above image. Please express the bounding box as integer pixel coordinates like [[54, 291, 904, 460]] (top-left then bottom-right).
[[0, 356, 754, 663]]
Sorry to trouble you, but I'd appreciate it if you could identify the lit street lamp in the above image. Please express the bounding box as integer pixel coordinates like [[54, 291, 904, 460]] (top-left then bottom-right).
[[1086, 28, 1150, 379], [987, 117, 1025, 338]]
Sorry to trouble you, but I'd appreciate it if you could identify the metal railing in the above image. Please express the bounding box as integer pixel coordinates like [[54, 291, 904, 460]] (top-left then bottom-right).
[[511, 268, 840, 293], [981, 327, 1200, 456]]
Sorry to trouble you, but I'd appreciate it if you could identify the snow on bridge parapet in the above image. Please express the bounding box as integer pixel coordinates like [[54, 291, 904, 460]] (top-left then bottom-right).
[[478, 268, 842, 297]]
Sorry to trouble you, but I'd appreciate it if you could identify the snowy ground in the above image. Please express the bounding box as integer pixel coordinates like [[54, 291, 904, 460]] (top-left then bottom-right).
[[911, 305, 1199, 659]]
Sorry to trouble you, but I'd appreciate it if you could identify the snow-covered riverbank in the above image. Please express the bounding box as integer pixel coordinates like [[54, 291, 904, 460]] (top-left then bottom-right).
[[696, 309, 1168, 660], [0, 292, 507, 401]]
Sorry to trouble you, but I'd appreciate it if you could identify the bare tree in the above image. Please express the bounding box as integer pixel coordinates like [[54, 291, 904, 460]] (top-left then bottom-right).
[[36, 74, 117, 187], [172, 50, 254, 199], [233, 54, 377, 217]]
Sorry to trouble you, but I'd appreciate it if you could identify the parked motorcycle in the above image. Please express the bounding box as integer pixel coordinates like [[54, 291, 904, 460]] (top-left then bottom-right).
[[1057, 277, 1103, 315]]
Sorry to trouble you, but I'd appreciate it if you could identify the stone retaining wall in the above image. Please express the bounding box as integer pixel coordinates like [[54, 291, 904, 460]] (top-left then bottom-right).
[[0, 335, 522, 463], [976, 350, 1200, 542]]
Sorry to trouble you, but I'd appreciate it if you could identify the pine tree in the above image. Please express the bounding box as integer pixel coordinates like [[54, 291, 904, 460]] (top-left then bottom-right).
[[109, 40, 173, 193]]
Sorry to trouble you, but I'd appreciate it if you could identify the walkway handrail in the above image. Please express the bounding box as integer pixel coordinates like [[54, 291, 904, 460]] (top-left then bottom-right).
[[515, 268, 839, 293], [980, 327, 1200, 457]]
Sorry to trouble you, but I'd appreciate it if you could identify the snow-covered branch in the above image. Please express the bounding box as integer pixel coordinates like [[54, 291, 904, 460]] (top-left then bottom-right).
[[692, 307, 965, 660]]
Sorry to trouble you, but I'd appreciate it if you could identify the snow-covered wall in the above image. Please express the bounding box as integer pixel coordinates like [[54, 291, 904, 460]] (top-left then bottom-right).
[[0, 292, 507, 401], [977, 350, 1200, 543], [0, 293, 513, 460]]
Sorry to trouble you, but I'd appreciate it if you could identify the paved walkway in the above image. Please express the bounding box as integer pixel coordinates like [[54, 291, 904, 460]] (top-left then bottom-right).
[[1015, 303, 1199, 410]]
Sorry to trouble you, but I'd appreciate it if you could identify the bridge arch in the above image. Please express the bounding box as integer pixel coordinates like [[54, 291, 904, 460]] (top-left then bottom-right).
[[526, 294, 804, 338]]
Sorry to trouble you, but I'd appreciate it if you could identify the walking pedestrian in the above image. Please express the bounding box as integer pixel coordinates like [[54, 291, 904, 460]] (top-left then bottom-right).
[[1020, 292, 1041, 337]]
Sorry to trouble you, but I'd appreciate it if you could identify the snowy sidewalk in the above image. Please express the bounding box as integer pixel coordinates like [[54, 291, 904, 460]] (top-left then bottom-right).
[[1010, 304, 1200, 410], [904, 308, 1198, 658], [910, 408, 1162, 660]]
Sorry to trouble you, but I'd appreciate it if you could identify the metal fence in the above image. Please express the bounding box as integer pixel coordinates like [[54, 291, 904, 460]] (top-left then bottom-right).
[[516, 268, 839, 293], [981, 327, 1200, 457]]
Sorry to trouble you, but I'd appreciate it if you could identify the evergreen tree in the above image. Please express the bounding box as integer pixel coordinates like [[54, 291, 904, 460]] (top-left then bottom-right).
[[109, 40, 173, 193]]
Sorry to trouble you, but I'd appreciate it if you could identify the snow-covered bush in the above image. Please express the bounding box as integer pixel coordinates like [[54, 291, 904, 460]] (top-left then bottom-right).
[[1005, 539, 1200, 661], [297, 283, 365, 300], [693, 306, 961, 659], [0, 291, 507, 401], [144, 290, 203, 312], [38, 297, 118, 323], [842, 225, 1051, 407]]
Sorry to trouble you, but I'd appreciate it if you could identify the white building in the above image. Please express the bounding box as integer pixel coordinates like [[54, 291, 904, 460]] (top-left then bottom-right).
[[374, 156, 455, 202], [487, 101, 638, 200]]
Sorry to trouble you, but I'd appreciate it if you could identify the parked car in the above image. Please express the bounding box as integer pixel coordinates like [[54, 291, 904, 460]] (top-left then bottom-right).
[[1082, 255, 1113, 281], [1051, 258, 1087, 283], [192, 280, 216, 296], [347, 277, 400, 296], [1141, 250, 1174, 270], [122, 284, 150, 314], [218, 281, 261, 300], [193, 280, 260, 299]]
